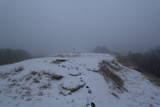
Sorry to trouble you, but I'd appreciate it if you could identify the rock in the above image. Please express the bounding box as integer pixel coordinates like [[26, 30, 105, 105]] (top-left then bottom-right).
[[59, 77, 86, 95]]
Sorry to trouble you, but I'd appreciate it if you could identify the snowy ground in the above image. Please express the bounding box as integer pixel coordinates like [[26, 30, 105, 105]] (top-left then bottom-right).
[[0, 53, 159, 107]]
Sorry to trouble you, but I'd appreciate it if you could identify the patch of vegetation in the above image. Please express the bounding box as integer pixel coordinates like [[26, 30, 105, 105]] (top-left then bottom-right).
[[33, 78, 40, 83], [0, 66, 24, 79], [126, 48, 160, 77], [40, 84, 51, 89], [51, 59, 67, 64], [25, 75, 32, 81], [0, 69, 65, 101]]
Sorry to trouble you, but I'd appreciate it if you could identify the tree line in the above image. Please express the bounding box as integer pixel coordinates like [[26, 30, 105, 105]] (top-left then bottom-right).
[[0, 49, 31, 65]]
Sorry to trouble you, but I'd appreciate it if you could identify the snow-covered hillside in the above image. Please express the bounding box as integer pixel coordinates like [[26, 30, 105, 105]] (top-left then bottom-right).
[[0, 53, 159, 107]]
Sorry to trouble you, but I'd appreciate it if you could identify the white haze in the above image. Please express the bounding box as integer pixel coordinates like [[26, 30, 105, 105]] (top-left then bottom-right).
[[0, 0, 160, 55]]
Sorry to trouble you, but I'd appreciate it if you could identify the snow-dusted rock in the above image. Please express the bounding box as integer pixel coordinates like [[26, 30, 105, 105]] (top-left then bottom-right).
[[59, 77, 86, 96]]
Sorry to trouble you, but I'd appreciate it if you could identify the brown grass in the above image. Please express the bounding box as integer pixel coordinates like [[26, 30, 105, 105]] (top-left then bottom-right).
[[99, 60, 127, 92]]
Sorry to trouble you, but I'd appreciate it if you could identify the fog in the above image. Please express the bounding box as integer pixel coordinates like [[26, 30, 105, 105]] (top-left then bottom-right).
[[0, 0, 160, 55]]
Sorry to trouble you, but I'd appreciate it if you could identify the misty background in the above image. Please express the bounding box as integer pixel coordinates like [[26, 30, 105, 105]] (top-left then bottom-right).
[[0, 0, 160, 55]]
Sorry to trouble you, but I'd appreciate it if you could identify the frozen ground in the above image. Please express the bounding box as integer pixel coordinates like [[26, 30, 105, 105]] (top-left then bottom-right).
[[0, 53, 159, 107]]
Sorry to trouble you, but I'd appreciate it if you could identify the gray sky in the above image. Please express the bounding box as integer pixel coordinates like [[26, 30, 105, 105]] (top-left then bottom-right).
[[0, 0, 160, 55]]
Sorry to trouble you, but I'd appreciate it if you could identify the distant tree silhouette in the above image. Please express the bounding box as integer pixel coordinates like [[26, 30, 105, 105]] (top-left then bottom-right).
[[0, 49, 31, 65], [93, 46, 110, 53]]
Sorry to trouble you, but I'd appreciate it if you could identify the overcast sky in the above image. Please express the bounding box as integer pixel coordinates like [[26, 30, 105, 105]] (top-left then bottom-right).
[[0, 0, 160, 55]]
